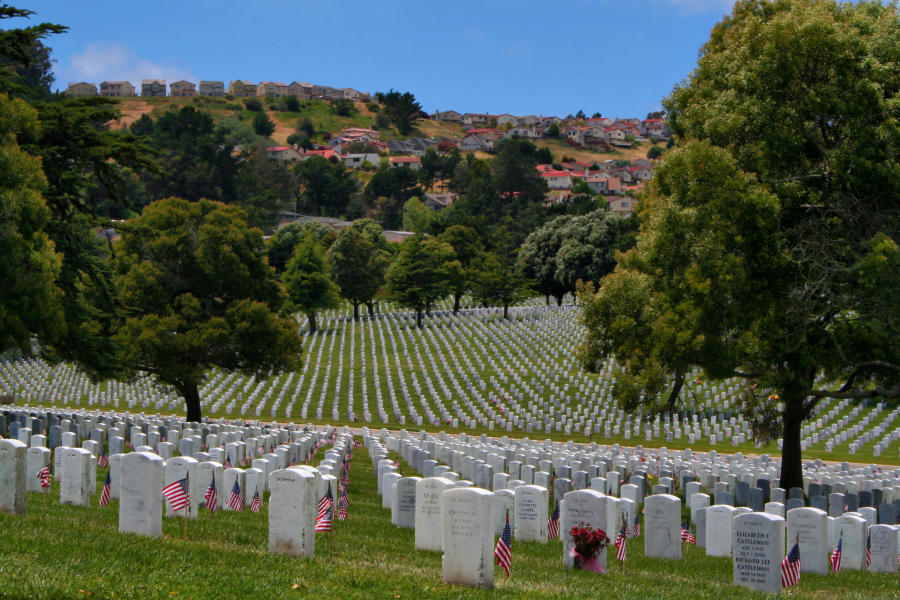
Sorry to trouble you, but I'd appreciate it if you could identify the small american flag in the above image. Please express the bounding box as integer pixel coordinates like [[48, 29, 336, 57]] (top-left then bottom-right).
[[782, 542, 801, 588], [632, 514, 640, 538], [547, 502, 560, 540], [494, 513, 512, 577], [615, 523, 627, 563], [37, 466, 51, 488], [226, 480, 243, 511], [249, 490, 262, 513], [99, 472, 112, 508], [162, 477, 189, 512], [315, 486, 333, 532], [97, 448, 108, 468], [204, 475, 217, 512], [223, 455, 232, 469], [830, 537, 842, 573], [681, 521, 690, 542], [338, 486, 349, 520], [866, 532, 871, 568]]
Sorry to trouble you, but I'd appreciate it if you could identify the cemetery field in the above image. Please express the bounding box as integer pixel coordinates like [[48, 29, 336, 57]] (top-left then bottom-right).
[[0, 444, 896, 600], [3, 300, 900, 467]]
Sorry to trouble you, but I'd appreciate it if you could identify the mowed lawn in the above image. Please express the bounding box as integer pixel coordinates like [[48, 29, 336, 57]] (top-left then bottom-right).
[[1, 445, 897, 599]]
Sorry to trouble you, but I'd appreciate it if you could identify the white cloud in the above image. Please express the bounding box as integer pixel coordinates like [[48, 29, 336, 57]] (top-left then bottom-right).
[[58, 42, 196, 86]]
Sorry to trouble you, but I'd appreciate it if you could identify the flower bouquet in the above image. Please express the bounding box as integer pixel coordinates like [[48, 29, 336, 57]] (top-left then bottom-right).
[[568, 524, 610, 574]]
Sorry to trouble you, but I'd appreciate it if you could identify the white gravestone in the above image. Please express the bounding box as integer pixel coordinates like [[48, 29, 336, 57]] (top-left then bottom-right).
[[223, 468, 246, 511], [786, 507, 828, 575], [733, 512, 785, 594], [395, 476, 421, 529], [109, 454, 123, 500], [0, 439, 27, 514], [59, 447, 93, 507], [415, 477, 454, 551], [492, 489, 516, 536], [26, 446, 50, 493], [442, 487, 494, 590], [834, 514, 867, 570], [514, 484, 549, 543], [118, 452, 163, 537], [268, 468, 317, 558], [867, 524, 898, 573], [706, 505, 738, 557], [197, 461, 224, 511], [561, 490, 607, 570], [164, 457, 200, 518], [644, 494, 682, 560]]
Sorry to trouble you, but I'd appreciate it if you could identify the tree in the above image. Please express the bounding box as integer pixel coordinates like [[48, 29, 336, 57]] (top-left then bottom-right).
[[518, 215, 573, 306], [0, 93, 65, 353], [553, 209, 632, 296], [386, 234, 460, 327], [113, 198, 303, 422], [379, 89, 421, 135], [437, 224, 484, 313], [579, 0, 900, 491], [0, 6, 66, 97], [284, 96, 301, 112], [297, 116, 315, 138], [647, 145, 664, 159], [267, 221, 336, 274], [252, 111, 275, 137], [332, 98, 354, 116], [547, 123, 560, 138], [401, 197, 433, 233], [295, 156, 357, 215], [326, 227, 389, 320], [244, 98, 263, 112], [283, 234, 340, 333], [365, 166, 423, 229], [470, 228, 531, 319]]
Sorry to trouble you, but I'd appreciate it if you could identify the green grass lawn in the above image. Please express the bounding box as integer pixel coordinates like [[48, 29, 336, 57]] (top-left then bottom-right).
[[1, 444, 896, 599]]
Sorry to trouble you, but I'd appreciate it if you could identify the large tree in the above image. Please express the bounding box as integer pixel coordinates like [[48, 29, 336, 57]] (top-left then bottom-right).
[[437, 224, 484, 313], [326, 226, 390, 320], [378, 89, 421, 135], [578, 0, 900, 490], [470, 228, 531, 319], [113, 198, 303, 421], [282, 234, 340, 333], [386, 234, 460, 327]]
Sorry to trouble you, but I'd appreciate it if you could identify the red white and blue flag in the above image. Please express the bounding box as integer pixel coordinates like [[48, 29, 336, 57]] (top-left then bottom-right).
[[547, 502, 560, 540], [37, 466, 51, 488], [315, 486, 334, 532], [99, 471, 112, 508], [830, 536, 842, 573], [615, 523, 627, 564], [162, 477, 189, 512], [226, 480, 243, 511], [204, 475, 217, 512], [632, 514, 640, 538], [249, 490, 262, 513], [782, 542, 801, 588], [97, 448, 108, 468], [494, 513, 512, 577]]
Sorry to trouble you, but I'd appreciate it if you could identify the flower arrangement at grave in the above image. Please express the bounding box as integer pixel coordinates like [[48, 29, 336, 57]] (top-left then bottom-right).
[[568, 524, 610, 574]]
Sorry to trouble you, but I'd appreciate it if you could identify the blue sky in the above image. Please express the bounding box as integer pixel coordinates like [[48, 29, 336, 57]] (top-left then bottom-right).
[[20, 0, 735, 119]]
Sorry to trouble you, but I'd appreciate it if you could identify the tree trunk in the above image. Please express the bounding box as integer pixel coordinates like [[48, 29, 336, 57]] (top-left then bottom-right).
[[306, 310, 317, 334], [181, 382, 202, 423], [352, 302, 359, 321], [416, 309, 423, 328], [453, 293, 461, 314], [545, 295, 550, 306], [779, 398, 805, 491], [366, 301, 375, 317], [556, 293, 564, 306], [503, 303, 509, 319], [665, 372, 684, 411]]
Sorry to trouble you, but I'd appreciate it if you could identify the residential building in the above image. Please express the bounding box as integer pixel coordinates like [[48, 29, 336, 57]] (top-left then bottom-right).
[[99, 81, 136, 97], [229, 80, 257, 97], [169, 80, 196, 97], [463, 113, 491, 127], [541, 170, 573, 189], [342, 153, 381, 169], [257, 81, 288, 98], [423, 192, 457, 211], [265, 146, 304, 162], [288, 81, 314, 99], [389, 156, 422, 170], [141, 79, 166, 97], [434, 110, 463, 123], [607, 196, 635, 216], [199, 80, 225, 96], [65, 82, 97, 97]]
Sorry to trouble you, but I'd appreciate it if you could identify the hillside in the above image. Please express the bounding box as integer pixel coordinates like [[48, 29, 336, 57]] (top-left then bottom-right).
[[109, 97, 657, 163]]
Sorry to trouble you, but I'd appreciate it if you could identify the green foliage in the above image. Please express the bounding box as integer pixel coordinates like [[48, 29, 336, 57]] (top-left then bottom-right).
[[283, 96, 301, 112], [243, 97, 263, 112], [546, 123, 560, 138], [113, 198, 303, 420], [437, 224, 484, 313], [326, 226, 390, 320], [379, 89, 421, 136], [295, 156, 358, 216], [0, 92, 64, 352], [647, 145, 663, 159], [331, 98, 354, 117], [0, 6, 66, 97], [252, 111, 275, 137], [364, 167, 424, 229], [400, 197, 433, 234], [470, 228, 531, 319], [267, 221, 336, 274], [282, 234, 340, 333], [535, 146, 553, 164], [374, 109, 390, 130], [385, 234, 460, 326]]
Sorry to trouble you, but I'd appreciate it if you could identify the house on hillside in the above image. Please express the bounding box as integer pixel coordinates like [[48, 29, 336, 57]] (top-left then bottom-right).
[[388, 138, 438, 156], [607, 196, 635, 216], [66, 82, 97, 97], [229, 80, 257, 97], [141, 79, 166, 97], [257, 82, 288, 97], [199, 80, 225, 96], [383, 230, 417, 243], [170, 80, 196, 97], [342, 153, 381, 169], [541, 170, 573, 190], [508, 126, 539, 139], [641, 118, 669, 139], [265, 146, 303, 162], [463, 113, 491, 127], [424, 192, 457, 211], [389, 156, 422, 170], [434, 110, 463, 123], [99, 81, 135, 97], [494, 114, 518, 127], [288, 81, 314, 99], [303, 149, 342, 162]]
